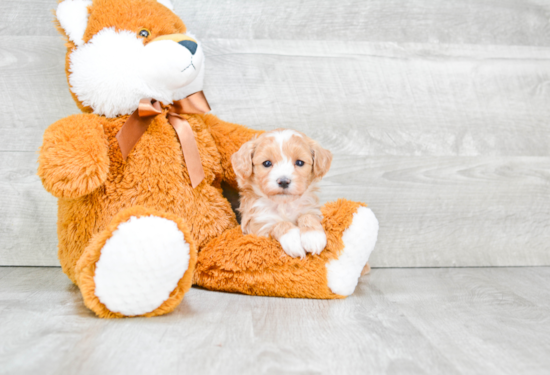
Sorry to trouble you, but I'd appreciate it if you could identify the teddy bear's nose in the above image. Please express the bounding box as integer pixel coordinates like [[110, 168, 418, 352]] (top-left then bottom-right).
[[178, 40, 197, 55]]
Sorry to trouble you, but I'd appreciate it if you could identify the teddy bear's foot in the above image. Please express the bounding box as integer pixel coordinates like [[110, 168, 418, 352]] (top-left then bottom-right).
[[325, 206, 379, 296], [75, 207, 196, 318], [92, 216, 190, 316]]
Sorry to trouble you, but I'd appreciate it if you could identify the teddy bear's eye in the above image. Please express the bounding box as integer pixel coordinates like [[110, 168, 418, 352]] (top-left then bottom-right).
[[138, 29, 150, 38]]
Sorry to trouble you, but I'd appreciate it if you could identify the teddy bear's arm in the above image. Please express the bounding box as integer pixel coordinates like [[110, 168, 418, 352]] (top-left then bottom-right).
[[38, 114, 110, 199], [201, 114, 263, 189]]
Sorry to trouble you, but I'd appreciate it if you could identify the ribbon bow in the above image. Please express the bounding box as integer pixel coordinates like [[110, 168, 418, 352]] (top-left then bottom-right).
[[116, 91, 211, 188]]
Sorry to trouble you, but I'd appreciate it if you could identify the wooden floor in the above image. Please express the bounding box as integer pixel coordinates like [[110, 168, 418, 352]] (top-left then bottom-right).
[[1, 267, 549, 375]]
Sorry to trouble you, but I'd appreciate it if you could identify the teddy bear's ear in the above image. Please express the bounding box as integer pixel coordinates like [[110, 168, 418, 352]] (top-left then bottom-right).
[[156, 0, 174, 11], [56, 0, 93, 47]]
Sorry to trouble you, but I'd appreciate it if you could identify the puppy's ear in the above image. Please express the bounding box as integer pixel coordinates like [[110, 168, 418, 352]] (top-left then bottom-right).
[[232, 139, 257, 181], [310, 140, 332, 179]]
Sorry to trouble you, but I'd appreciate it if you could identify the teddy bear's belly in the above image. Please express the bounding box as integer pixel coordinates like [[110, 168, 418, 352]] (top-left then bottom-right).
[[58, 173, 237, 283], [104, 173, 237, 246], [104, 114, 237, 246], [56, 117, 238, 283]]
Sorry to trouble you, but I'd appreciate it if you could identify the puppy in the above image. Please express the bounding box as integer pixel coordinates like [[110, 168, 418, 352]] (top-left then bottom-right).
[[231, 129, 332, 258]]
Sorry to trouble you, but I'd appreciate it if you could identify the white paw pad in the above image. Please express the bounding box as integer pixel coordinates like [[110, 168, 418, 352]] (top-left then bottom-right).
[[279, 228, 306, 258], [301, 230, 327, 255], [326, 207, 379, 296], [94, 215, 190, 316]]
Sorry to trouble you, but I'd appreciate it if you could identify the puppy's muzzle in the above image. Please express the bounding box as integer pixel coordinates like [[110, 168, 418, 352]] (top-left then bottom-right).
[[277, 177, 291, 189]]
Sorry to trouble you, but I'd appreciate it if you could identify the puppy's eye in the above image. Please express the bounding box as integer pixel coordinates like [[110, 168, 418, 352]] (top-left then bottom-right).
[[295, 160, 305, 167], [138, 29, 151, 38], [262, 161, 272, 168]]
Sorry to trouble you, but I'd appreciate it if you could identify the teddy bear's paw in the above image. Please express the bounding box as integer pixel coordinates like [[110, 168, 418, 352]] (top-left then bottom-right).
[[279, 228, 307, 258], [326, 207, 379, 296], [93, 215, 191, 316], [300, 229, 327, 255]]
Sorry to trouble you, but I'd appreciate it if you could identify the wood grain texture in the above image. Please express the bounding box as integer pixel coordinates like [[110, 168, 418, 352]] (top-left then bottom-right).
[[1, 267, 550, 374], [1, 0, 549, 266], [322, 155, 550, 267], [4, 37, 550, 155], [203, 39, 550, 156], [2, 0, 550, 46], [0, 152, 58, 266]]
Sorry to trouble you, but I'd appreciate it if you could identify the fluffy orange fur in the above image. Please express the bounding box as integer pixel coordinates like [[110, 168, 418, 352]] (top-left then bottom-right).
[[40, 0, 372, 318], [40, 112, 250, 286]]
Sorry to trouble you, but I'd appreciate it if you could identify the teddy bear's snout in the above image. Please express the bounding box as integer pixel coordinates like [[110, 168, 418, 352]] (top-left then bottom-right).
[[152, 33, 199, 56]]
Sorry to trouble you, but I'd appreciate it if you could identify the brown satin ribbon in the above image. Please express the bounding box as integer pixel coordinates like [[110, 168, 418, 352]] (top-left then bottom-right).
[[116, 91, 211, 188]]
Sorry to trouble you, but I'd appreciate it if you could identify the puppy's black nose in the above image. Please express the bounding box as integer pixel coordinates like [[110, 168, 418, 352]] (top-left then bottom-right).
[[277, 177, 291, 189], [178, 40, 198, 55]]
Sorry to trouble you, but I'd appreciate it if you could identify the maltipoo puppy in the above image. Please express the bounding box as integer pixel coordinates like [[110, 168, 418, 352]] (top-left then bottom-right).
[[231, 129, 332, 258]]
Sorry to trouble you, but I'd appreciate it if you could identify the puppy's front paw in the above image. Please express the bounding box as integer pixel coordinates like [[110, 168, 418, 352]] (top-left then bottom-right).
[[301, 230, 327, 255], [279, 228, 306, 258]]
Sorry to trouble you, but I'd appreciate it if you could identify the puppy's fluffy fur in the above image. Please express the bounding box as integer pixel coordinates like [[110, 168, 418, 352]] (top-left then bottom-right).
[[231, 129, 332, 258]]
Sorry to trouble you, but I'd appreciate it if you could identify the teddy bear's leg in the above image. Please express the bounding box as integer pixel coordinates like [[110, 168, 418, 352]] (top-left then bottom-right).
[[194, 199, 378, 299], [74, 206, 196, 318]]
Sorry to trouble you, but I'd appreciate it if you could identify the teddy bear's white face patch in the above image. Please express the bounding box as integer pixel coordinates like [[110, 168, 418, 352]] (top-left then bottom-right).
[[68, 27, 205, 118]]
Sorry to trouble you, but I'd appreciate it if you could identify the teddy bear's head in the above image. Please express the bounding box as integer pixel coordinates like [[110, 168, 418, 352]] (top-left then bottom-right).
[[55, 0, 204, 118]]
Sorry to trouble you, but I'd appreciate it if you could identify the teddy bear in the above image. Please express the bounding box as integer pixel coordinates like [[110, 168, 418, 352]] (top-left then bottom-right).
[[37, 0, 379, 318]]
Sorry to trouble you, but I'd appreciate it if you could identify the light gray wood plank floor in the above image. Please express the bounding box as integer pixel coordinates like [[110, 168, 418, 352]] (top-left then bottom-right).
[[1, 266, 549, 375]]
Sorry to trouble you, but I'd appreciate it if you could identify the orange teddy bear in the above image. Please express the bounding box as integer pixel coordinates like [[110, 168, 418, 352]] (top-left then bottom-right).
[[38, 0, 379, 318]]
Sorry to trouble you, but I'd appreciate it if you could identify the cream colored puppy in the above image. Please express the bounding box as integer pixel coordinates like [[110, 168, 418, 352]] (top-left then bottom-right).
[[231, 129, 332, 258]]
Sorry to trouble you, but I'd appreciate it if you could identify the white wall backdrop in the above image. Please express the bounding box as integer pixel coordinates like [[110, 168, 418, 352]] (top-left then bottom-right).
[[0, 0, 549, 267]]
